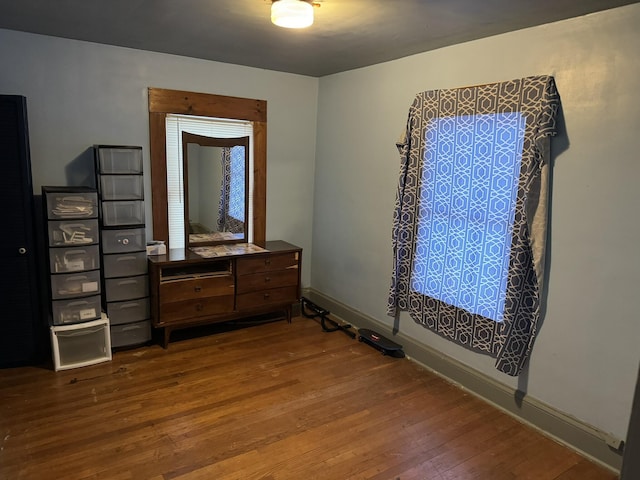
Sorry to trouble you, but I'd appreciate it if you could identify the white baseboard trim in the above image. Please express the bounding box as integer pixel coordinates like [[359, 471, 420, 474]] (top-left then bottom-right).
[[302, 288, 623, 474]]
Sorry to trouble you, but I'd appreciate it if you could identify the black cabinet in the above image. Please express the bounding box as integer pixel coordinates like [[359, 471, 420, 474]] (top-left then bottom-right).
[[0, 95, 43, 367]]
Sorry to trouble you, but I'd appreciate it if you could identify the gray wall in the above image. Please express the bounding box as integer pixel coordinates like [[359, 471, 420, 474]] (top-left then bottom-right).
[[0, 29, 318, 288], [312, 4, 640, 444]]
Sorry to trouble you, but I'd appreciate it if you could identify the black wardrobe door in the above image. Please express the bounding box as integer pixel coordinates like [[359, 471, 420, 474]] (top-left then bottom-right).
[[0, 95, 42, 367]]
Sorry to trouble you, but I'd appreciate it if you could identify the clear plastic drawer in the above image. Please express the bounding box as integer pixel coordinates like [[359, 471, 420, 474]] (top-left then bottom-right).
[[50, 270, 101, 300], [51, 295, 102, 325], [50, 317, 111, 371], [45, 191, 97, 219], [106, 298, 150, 325], [102, 228, 146, 253], [96, 147, 143, 174], [105, 275, 149, 302], [103, 251, 148, 278], [101, 201, 145, 226], [49, 245, 100, 273], [110, 320, 151, 348], [48, 219, 99, 247], [99, 175, 144, 201]]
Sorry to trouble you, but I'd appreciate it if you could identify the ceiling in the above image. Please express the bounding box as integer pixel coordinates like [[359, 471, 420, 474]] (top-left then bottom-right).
[[0, 0, 636, 77]]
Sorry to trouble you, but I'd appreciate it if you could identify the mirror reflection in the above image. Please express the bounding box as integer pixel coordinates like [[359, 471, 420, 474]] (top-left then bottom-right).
[[182, 132, 249, 247]]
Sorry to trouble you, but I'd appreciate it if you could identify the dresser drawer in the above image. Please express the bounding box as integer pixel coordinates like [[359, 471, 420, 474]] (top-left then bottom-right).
[[236, 285, 298, 310], [236, 252, 299, 275], [161, 296, 235, 324], [160, 275, 235, 304], [236, 268, 298, 294]]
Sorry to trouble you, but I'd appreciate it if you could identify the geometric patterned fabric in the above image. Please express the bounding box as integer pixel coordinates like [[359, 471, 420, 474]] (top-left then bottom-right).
[[217, 146, 245, 234], [388, 76, 560, 376]]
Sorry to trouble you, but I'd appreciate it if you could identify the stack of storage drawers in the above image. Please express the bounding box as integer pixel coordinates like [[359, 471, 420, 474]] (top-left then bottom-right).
[[94, 146, 151, 348], [43, 186, 112, 371]]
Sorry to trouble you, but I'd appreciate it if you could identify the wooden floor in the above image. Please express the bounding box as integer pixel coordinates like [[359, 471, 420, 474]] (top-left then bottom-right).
[[0, 316, 617, 480]]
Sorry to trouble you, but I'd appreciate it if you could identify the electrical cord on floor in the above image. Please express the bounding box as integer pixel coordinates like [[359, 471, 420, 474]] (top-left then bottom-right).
[[300, 297, 356, 339]]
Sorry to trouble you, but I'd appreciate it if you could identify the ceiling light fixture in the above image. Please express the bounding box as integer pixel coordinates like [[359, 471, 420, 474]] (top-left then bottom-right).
[[271, 0, 314, 29]]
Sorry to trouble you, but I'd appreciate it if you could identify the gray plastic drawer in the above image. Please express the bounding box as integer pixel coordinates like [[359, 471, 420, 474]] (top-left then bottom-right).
[[102, 228, 145, 253], [105, 275, 149, 302], [103, 251, 148, 278], [106, 298, 150, 325], [48, 219, 99, 247], [51, 295, 102, 325], [97, 147, 143, 174], [99, 175, 144, 201], [50, 270, 101, 300], [101, 200, 145, 226], [49, 245, 100, 274], [45, 191, 97, 219], [110, 320, 151, 348]]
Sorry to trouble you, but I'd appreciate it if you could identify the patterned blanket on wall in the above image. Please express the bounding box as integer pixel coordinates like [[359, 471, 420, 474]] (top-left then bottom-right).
[[387, 75, 560, 376]]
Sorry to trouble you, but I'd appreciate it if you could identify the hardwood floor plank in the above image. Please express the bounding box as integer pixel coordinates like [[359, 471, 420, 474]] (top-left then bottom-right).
[[0, 317, 617, 480]]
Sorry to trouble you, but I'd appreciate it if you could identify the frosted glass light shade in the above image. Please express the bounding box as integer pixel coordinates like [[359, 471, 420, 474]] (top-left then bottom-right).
[[271, 0, 314, 28]]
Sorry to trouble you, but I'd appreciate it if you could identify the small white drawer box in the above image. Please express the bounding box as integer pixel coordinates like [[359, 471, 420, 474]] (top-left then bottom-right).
[[50, 317, 112, 371]]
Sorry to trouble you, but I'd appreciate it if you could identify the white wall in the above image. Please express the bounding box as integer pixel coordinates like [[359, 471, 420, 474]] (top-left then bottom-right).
[[0, 29, 318, 287], [313, 4, 640, 442]]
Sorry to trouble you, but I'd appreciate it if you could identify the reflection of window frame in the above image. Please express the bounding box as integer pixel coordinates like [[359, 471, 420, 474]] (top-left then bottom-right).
[[165, 114, 252, 250]]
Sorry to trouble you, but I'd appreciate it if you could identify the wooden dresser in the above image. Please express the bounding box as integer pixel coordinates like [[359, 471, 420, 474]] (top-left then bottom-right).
[[148, 240, 301, 347]]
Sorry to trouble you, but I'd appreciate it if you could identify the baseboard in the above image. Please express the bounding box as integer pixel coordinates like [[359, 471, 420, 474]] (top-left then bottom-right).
[[301, 288, 623, 474]]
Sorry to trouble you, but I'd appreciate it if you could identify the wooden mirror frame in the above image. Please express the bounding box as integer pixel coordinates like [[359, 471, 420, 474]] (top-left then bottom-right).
[[148, 87, 267, 248]]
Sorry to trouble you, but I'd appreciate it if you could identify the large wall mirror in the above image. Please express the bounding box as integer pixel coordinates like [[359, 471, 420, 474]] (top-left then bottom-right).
[[182, 132, 249, 247], [148, 88, 267, 250]]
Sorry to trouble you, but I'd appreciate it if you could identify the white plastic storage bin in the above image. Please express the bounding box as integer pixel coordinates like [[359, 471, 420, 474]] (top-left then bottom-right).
[[110, 320, 151, 348], [106, 298, 150, 325], [96, 147, 143, 174], [102, 228, 146, 253], [99, 175, 144, 200], [105, 275, 149, 302], [51, 295, 102, 325], [101, 201, 145, 226], [45, 191, 97, 219], [103, 251, 148, 278], [49, 245, 100, 273], [50, 270, 101, 299], [48, 219, 99, 246], [50, 317, 112, 371]]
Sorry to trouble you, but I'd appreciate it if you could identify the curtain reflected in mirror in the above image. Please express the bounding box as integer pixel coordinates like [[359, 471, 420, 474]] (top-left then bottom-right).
[[182, 132, 249, 247]]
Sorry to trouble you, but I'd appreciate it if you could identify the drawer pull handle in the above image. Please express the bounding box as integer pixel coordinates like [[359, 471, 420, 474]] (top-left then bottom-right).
[[195, 303, 203, 311], [263, 293, 270, 299], [265, 277, 271, 282], [265, 259, 271, 265], [194, 285, 202, 292]]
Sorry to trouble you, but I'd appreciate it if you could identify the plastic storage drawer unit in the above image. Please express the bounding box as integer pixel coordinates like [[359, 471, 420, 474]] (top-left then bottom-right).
[[49, 245, 100, 274], [99, 175, 144, 200], [101, 201, 144, 226], [50, 271, 101, 299], [96, 147, 143, 174], [45, 192, 97, 219], [105, 275, 149, 302], [106, 298, 150, 325], [111, 320, 151, 348], [51, 295, 102, 325], [48, 219, 99, 246], [50, 317, 112, 371], [103, 251, 148, 278], [102, 228, 146, 253]]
